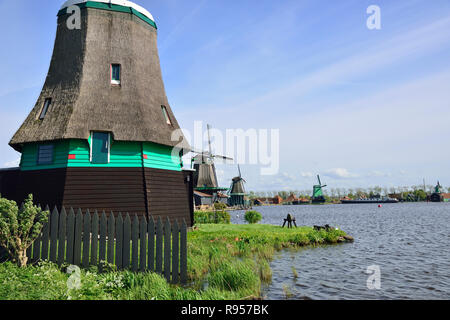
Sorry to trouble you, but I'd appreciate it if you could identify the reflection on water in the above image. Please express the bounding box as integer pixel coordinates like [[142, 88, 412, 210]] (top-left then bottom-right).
[[231, 202, 450, 300]]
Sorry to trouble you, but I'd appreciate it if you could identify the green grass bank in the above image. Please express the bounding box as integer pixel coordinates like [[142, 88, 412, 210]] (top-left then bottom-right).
[[0, 224, 352, 300]]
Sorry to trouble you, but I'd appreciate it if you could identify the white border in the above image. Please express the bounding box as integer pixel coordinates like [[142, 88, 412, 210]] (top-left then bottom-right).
[[60, 0, 155, 22]]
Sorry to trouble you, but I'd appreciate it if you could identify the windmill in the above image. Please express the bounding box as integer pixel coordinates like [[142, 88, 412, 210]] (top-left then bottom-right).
[[228, 165, 247, 207], [430, 181, 444, 202], [191, 124, 233, 202], [311, 175, 327, 204]]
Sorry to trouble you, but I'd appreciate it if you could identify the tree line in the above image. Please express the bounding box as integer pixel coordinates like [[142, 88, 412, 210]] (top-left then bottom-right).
[[248, 184, 449, 201]]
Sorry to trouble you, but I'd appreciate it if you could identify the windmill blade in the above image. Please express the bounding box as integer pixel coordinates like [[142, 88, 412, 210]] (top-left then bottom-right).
[[190, 147, 210, 156], [238, 164, 242, 178], [317, 175, 322, 185], [207, 124, 212, 156], [212, 154, 234, 161]]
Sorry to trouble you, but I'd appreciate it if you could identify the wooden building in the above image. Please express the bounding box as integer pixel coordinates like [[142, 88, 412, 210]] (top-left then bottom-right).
[[0, 0, 193, 225], [193, 191, 213, 207], [272, 195, 283, 205]]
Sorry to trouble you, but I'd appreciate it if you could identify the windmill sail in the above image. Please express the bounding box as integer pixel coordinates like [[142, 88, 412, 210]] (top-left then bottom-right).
[[191, 124, 232, 192]]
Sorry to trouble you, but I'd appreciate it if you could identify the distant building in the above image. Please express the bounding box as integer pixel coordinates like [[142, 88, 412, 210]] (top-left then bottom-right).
[[194, 191, 213, 207], [273, 195, 283, 205], [217, 192, 230, 205], [285, 194, 298, 203], [388, 193, 403, 201], [253, 196, 283, 205]]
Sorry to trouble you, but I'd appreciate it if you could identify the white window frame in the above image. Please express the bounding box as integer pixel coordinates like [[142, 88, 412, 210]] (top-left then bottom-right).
[[89, 132, 111, 164], [161, 105, 172, 125]]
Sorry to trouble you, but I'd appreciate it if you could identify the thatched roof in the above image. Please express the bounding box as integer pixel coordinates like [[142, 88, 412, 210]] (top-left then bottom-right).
[[10, 4, 188, 152], [230, 177, 246, 194]]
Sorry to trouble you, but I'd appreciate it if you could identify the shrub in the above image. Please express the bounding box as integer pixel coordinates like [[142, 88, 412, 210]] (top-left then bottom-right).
[[194, 211, 231, 225], [0, 194, 49, 267], [244, 211, 262, 224], [213, 202, 227, 211]]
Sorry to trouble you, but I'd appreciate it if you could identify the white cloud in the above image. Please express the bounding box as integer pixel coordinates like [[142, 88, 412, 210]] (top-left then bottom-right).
[[3, 158, 20, 168], [324, 168, 358, 179], [367, 171, 392, 178], [300, 172, 314, 177]]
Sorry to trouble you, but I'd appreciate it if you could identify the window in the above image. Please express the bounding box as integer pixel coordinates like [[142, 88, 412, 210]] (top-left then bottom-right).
[[161, 106, 172, 125], [39, 98, 52, 120], [37, 145, 54, 165], [111, 64, 121, 85], [91, 132, 110, 164]]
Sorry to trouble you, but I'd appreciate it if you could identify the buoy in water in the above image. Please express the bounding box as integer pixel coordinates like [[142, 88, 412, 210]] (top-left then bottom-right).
[[378, 204, 382, 208]]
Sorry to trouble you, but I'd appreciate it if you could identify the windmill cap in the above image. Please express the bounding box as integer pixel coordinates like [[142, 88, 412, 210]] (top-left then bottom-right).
[[60, 0, 155, 23]]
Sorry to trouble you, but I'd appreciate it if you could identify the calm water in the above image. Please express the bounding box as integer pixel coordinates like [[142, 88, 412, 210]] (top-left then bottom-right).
[[231, 203, 450, 300]]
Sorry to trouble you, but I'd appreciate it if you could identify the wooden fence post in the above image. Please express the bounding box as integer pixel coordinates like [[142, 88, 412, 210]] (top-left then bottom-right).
[[115, 213, 123, 269], [123, 214, 131, 269], [91, 211, 99, 266], [148, 216, 155, 272], [155, 217, 163, 274], [180, 219, 188, 284], [99, 211, 107, 266], [41, 205, 50, 261], [82, 210, 91, 268], [66, 208, 75, 264], [73, 209, 83, 266], [107, 213, 115, 265], [57, 207, 67, 265], [139, 216, 147, 272], [164, 217, 171, 282], [131, 215, 139, 272], [172, 220, 179, 284], [49, 207, 59, 263]]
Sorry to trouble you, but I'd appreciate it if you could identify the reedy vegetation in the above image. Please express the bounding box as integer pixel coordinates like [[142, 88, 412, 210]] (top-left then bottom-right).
[[0, 224, 348, 300]]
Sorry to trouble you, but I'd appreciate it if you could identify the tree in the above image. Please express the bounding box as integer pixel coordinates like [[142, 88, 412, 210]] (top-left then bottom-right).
[[0, 194, 49, 267]]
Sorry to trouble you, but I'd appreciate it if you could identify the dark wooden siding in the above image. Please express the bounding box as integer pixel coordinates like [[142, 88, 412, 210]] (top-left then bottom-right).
[[0, 169, 20, 202], [1, 167, 193, 225], [3, 168, 66, 209], [145, 168, 193, 226], [63, 168, 147, 216]]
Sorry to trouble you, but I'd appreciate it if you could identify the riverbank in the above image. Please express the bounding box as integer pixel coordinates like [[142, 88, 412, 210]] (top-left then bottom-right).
[[0, 224, 352, 300]]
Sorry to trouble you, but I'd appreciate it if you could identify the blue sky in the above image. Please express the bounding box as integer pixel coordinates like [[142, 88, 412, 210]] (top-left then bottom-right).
[[1, 0, 449, 192]]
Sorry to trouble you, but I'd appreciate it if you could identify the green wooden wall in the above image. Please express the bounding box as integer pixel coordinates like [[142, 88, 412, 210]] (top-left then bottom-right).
[[20, 139, 182, 172], [20, 141, 70, 171]]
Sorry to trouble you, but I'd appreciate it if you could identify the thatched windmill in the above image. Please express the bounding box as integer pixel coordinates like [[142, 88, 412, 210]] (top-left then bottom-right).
[[191, 125, 232, 202], [5, 0, 194, 225], [311, 175, 327, 204], [228, 165, 247, 207]]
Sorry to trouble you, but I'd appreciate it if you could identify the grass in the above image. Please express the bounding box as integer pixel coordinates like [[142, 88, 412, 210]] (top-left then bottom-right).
[[0, 224, 350, 300]]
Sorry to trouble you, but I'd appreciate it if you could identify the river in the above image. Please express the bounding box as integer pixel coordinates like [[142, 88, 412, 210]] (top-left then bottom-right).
[[231, 202, 450, 300]]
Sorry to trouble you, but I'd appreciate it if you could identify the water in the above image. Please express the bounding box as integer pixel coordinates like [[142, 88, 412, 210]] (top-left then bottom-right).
[[231, 202, 450, 300]]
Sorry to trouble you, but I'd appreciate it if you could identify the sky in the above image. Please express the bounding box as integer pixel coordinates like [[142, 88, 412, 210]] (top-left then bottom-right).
[[0, 0, 449, 193]]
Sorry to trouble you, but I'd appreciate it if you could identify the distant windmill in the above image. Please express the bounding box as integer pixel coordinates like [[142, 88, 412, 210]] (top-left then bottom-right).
[[191, 124, 233, 200], [430, 181, 444, 202], [311, 175, 327, 204], [228, 165, 247, 207]]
